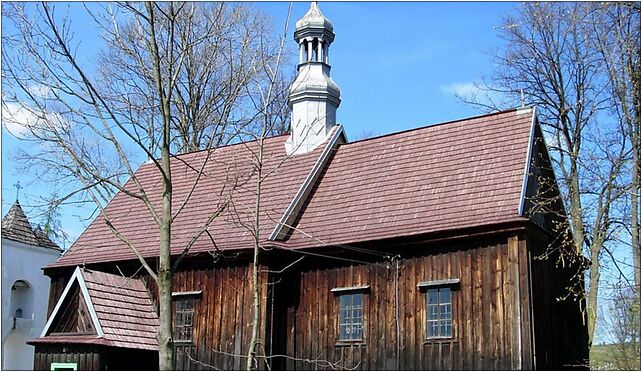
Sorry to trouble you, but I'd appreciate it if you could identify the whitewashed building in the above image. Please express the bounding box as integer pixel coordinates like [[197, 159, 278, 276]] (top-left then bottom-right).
[[2, 201, 62, 370]]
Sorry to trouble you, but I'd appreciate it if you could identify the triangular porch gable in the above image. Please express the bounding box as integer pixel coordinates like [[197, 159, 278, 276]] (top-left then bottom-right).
[[40, 267, 104, 337]]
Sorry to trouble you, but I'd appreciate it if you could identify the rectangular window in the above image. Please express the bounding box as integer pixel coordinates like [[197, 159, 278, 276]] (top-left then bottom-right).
[[173, 297, 195, 343], [426, 287, 452, 338], [338, 293, 363, 341]]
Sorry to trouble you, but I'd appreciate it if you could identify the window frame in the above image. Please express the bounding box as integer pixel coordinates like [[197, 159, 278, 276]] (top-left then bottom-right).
[[417, 279, 459, 341], [172, 291, 201, 344], [331, 285, 369, 344]]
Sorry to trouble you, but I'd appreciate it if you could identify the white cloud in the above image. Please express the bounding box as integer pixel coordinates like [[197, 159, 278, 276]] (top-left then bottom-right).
[[2, 102, 39, 136], [441, 82, 483, 97], [2, 101, 68, 137], [27, 84, 53, 99]]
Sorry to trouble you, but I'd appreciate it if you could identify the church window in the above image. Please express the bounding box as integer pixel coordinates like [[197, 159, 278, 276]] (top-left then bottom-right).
[[338, 293, 363, 341], [417, 279, 459, 339], [173, 294, 197, 343], [331, 285, 369, 342], [426, 287, 452, 338]]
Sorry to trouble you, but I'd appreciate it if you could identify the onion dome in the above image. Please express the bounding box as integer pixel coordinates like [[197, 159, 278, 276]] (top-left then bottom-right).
[[295, 2, 333, 32]]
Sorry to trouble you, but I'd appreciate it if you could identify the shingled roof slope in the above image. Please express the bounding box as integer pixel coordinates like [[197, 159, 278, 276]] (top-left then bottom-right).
[[51, 132, 329, 267], [82, 269, 159, 350], [283, 108, 533, 248], [2, 201, 60, 250], [49, 108, 535, 269]]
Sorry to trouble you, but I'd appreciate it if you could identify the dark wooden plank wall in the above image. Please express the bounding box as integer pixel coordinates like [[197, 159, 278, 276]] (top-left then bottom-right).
[[47, 275, 71, 318], [34, 345, 158, 371], [280, 236, 532, 370], [34, 345, 103, 371], [102, 347, 159, 370], [143, 262, 270, 371], [38, 231, 587, 370], [47, 282, 95, 335], [528, 235, 589, 370]]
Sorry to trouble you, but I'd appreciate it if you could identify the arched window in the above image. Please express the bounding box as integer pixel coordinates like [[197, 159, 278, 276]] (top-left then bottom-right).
[[10, 280, 33, 321]]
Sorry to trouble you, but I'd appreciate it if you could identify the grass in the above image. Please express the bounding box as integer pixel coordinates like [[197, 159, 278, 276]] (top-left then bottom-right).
[[590, 343, 640, 371]]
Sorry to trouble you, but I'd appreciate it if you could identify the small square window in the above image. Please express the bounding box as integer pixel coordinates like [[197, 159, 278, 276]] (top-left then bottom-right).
[[426, 287, 452, 338], [338, 293, 363, 341], [173, 297, 195, 343]]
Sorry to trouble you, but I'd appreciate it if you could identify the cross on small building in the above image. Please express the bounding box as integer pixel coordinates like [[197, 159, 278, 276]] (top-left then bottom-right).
[[13, 181, 22, 202]]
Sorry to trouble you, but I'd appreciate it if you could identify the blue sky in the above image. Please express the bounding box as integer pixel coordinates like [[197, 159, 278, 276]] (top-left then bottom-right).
[[260, 1, 516, 138], [2, 1, 517, 237]]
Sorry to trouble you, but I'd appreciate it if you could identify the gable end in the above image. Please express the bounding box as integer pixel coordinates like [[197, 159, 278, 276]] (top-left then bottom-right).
[[40, 267, 104, 337], [520, 116, 569, 234]]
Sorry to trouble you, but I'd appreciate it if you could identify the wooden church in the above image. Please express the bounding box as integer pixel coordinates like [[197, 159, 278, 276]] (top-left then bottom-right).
[[30, 2, 588, 370]]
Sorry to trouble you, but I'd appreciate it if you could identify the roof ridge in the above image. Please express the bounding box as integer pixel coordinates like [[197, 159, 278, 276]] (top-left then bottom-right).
[[346, 106, 532, 146]]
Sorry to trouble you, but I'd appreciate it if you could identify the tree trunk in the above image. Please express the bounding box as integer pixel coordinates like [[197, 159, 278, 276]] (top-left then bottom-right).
[[158, 247, 174, 370], [247, 237, 261, 370], [632, 136, 640, 304], [157, 81, 175, 371], [569, 169, 585, 256], [158, 142, 174, 370], [147, 2, 175, 368], [587, 243, 601, 347], [247, 137, 265, 370]]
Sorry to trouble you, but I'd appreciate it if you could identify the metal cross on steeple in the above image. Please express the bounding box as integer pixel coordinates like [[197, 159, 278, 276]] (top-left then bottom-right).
[[14, 181, 22, 202]]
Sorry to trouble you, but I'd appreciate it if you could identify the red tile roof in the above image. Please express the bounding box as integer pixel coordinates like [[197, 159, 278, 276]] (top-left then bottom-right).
[[51, 133, 326, 267], [49, 108, 534, 269], [283, 108, 533, 248], [82, 269, 159, 350]]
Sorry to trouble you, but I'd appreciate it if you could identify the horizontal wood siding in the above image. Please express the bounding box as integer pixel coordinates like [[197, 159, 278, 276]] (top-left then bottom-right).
[[281, 238, 527, 370]]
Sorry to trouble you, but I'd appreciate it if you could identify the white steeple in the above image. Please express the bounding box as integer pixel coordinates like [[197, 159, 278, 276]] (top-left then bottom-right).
[[285, 2, 341, 155]]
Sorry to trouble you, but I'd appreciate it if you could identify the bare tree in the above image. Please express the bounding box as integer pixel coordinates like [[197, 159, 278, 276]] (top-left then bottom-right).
[[460, 2, 636, 347], [590, 2, 641, 310], [598, 280, 641, 370], [88, 2, 288, 155], [2, 2, 286, 369]]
